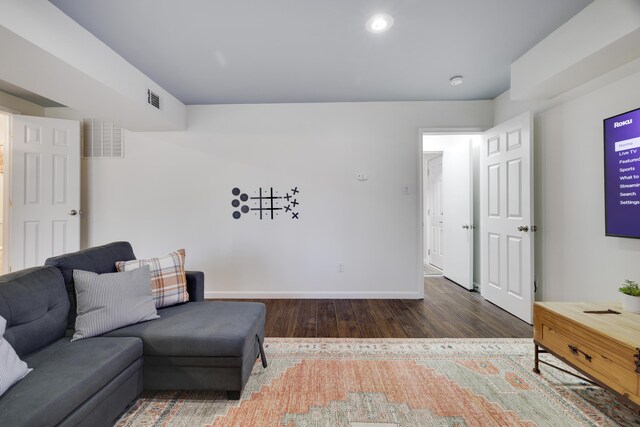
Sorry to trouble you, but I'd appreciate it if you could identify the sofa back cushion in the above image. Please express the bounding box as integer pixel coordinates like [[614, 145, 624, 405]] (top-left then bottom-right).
[[0, 266, 69, 357], [44, 242, 136, 331]]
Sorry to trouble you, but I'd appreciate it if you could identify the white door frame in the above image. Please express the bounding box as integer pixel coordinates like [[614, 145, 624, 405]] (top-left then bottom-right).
[[0, 105, 24, 274], [0, 111, 11, 274], [422, 152, 431, 267], [417, 127, 484, 298]]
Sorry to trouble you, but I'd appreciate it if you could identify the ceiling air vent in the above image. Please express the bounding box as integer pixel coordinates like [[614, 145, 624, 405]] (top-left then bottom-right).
[[82, 118, 124, 158], [147, 89, 160, 109]]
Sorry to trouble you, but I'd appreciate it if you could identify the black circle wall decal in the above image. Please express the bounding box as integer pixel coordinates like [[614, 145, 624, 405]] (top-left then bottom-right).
[[231, 186, 300, 221]]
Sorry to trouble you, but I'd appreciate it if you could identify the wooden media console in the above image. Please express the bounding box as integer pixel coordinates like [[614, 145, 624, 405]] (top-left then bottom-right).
[[533, 302, 640, 406]]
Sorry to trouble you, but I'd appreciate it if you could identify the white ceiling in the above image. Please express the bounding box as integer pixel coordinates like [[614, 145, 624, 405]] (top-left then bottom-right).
[[49, 0, 593, 105]]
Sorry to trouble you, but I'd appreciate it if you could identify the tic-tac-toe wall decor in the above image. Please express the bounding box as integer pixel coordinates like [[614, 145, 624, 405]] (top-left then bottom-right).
[[231, 187, 301, 220]]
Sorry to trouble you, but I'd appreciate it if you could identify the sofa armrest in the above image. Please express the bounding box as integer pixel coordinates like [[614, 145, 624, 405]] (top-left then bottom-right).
[[185, 271, 205, 301]]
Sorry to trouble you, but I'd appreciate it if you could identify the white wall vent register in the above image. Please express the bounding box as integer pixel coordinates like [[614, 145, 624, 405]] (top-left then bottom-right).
[[147, 89, 161, 109], [82, 118, 124, 158]]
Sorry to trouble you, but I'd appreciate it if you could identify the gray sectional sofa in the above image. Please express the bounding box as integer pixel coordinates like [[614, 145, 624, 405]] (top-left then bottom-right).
[[0, 242, 267, 426]]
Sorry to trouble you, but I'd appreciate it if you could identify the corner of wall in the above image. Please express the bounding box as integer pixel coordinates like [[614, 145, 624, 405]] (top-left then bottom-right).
[[0, 90, 45, 117]]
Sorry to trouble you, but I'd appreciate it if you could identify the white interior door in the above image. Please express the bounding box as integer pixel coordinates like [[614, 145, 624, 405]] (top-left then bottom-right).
[[10, 115, 80, 270], [442, 139, 473, 290], [427, 156, 443, 269], [480, 112, 534, 323]]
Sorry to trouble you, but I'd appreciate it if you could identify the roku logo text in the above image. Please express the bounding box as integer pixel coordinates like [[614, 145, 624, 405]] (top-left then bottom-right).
[[614, 119, 633, 128]]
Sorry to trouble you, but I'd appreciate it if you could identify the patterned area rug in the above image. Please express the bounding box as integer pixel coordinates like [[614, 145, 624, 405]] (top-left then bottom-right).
[[116, 338, 640, 426]]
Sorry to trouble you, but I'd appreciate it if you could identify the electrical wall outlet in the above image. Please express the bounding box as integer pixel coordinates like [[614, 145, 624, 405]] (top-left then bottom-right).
[[338, 262, 345, 273]]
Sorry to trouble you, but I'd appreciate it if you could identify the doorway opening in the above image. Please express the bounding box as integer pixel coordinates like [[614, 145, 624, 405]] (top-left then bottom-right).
[[419, 112, 534, 324], [421, 133, 481, 291]]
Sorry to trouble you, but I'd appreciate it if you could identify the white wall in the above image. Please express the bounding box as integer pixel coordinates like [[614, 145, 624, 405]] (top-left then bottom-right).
[[82, 101, 493, 298], [495, 70, 640, 302]]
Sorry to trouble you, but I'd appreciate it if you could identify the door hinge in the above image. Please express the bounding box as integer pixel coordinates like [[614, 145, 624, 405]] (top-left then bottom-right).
[[428, 249, 431, 255], [427, 169, 430, 176], [9, 199, 12, 208], [534, 280, 537, 293]]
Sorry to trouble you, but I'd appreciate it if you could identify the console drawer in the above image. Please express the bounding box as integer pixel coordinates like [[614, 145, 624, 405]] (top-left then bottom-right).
[[542, 324, 638, 395], [537, 307, 638, 372]]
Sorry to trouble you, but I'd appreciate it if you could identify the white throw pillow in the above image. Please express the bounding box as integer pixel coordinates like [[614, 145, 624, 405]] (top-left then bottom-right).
[[0, 315, 31, 397], [72, 266, 159, 341]]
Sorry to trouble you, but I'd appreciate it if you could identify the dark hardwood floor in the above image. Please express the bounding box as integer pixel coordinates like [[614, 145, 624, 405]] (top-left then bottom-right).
[[235, 276, 533, 338]]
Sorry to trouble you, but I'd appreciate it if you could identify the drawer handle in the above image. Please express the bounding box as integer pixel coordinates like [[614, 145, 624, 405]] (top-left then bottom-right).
[[568, 344, 592, 362]]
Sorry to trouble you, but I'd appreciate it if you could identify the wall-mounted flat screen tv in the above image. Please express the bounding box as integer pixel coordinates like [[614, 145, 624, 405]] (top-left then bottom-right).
[[604, 107, 640, 238]]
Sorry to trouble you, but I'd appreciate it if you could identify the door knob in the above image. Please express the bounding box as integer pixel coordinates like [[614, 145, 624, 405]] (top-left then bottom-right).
[[517, 225, 529, 232], [462, 224, 469, 229], [68, 209, 78, 216]]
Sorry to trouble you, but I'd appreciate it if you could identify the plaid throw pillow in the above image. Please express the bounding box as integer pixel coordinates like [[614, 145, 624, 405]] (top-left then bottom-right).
[[115, 249, 189, 308]]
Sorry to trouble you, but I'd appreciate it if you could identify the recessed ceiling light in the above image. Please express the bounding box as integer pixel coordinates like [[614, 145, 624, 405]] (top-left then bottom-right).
[[366, 14, 394, 34], [450, 76, 464, 86]]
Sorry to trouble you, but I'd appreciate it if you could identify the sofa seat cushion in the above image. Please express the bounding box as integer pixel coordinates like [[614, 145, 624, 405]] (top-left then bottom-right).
[[0, 336, 142, 426], [103, 302, 265, 359]]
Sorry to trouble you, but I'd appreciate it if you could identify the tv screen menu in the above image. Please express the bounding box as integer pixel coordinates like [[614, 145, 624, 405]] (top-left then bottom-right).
[[604, 107, 640, 238]]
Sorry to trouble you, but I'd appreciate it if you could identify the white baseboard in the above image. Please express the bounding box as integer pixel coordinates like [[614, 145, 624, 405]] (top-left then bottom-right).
[[205, 291, 424, 299]]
